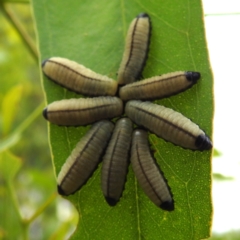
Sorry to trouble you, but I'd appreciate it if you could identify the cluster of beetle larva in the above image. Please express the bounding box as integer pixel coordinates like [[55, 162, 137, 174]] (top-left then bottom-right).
[[42, 13, 212, 211]]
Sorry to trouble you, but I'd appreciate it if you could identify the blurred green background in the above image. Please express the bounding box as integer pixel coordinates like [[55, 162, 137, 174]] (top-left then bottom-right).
[[0, 2, 78, 240], [0, 1, 239, 240]]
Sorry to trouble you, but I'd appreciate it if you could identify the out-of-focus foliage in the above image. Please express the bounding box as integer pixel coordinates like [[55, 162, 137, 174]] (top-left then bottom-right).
[[213, 148, 222, 157], [213, 173, 234, 181], [210, 230, 240, 240], [0, 2, 77, 240], [2, 85, 23, 135]]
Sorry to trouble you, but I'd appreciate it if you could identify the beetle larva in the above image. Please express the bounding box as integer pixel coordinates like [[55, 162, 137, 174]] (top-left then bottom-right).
[[125, 100, 212, 150], [119, 71, 200, 101], [43, 96, 123, 126], [101, 118, 133, 206], [42, 57, 118, 96], [131, 129, 174, 211], [57, 120, 114, 196], [117, 13, 151, 85]]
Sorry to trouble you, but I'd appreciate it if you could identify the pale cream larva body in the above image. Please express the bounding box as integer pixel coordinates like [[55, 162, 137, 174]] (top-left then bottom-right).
[[42, 57, 118, 96], [125, 100, 212, 151], [131, 129, 174, 211], [101, 118, 133, 206], [117, 13, 151, 85], [119, 71, 200, 101], [43, 96, 123, 126], [57, 120, 114, 196]]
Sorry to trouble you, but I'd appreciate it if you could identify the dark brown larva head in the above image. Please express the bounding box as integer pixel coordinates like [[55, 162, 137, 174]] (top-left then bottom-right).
[[57, 185, 66, 195], [42, 107, 48, 120], [195, 134, 212, 151], [160, 200, 174, 211], [185, 71, 201, 83], [105, 197, 118, 206], [137, 13, 149, 18], [41, 58, 49, 68]]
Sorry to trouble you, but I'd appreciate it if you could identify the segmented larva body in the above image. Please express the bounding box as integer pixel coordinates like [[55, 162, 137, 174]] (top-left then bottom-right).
[[131, 129, 174, 211], [43, 96, 123, 126], [101, 118, 133, 206], [57, 120, 114, 196], [119, 71, 200, 101], [125, 100, 212, 151], [117, 13, 151, 85], [42, 57, 118, 96]]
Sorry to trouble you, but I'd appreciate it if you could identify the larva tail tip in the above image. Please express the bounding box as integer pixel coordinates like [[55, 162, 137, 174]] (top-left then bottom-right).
[[137, 13, 149, 18], [57, 185, 68, 196], [105, 196, 118, 206], [42, 107, 48, 120], [185, 71, 201, 83], [160, 200, 174, 211], [195, 134, 213, 151], [41, 59, 49, 68]]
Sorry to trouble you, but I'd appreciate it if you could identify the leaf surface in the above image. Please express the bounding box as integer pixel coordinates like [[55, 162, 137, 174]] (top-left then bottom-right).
[[32, 0, 213, 239]]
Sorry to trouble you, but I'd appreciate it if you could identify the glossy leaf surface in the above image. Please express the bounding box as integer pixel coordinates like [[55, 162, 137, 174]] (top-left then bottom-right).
[[32, 1, 213, 239]]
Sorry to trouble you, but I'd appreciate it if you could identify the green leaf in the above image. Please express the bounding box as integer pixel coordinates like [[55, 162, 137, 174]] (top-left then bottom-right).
[[213, 148, 222, 157], [0, 132, 21, 152], [0, 151, 22, 182], [0, 102, 45, 152], [32, 0, 213, 239], [210, 230, 240, 240], [1, 84, 23, 135], [213, 173, 234, 181]]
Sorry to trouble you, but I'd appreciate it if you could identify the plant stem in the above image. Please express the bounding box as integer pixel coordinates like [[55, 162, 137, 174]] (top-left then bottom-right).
[[27, 192, 57, 223], [0, 2, 38, 60], [0, 101, 45, 152], [7, 180, 22, 222], [13, 101, 45, 135]]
